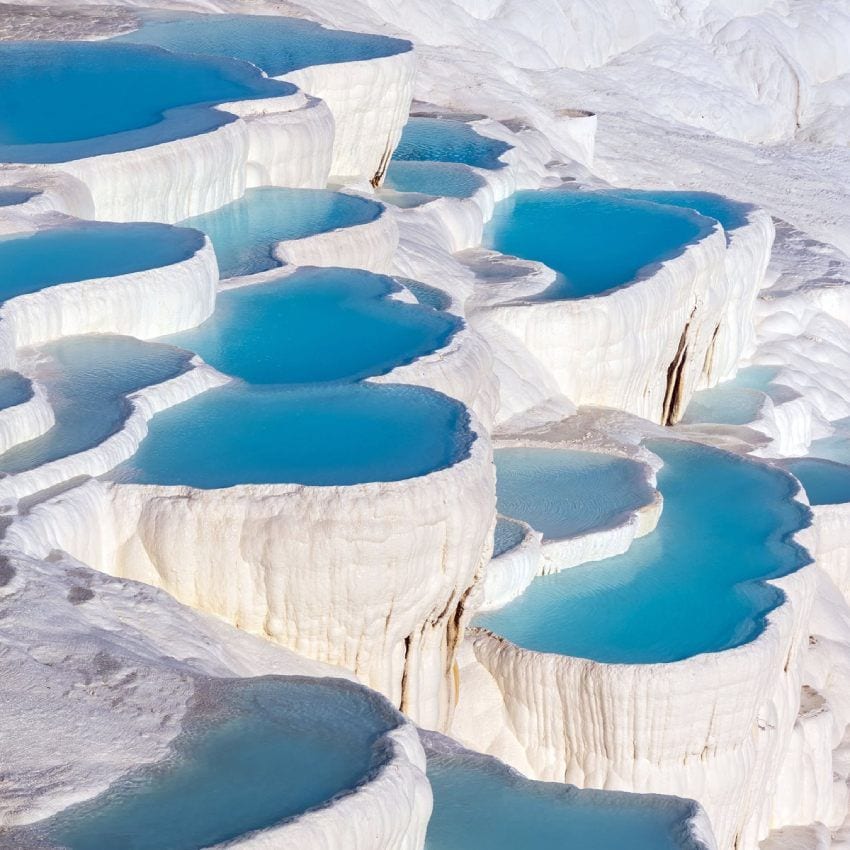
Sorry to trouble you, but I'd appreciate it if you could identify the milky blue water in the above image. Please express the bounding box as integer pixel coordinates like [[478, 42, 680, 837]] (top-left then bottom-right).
[[808, 418, 850, 467], [681, 366, 781, 426], [0, 41, 289, 163], [0, 336, 190, 477], [181, 187, 382, 279], [611, 190, 750, 233], [493, 517, 526, 558], [483, 190, 709, 299], [425, 746, 700, 850], [30, 677, 397, 850], [384, 161, 485, 200], [494, 448, 656, 541], [393, 118, 510, 169], [0, 187, 36, 207], [162, 268, 458, 384], [0, 223, 205, 303], [476, 441, 810, 663], [116, 12, 411, 76], [784, 458, 850, 506], [0, 371, 32, 410], [113, 383, 473, 488]]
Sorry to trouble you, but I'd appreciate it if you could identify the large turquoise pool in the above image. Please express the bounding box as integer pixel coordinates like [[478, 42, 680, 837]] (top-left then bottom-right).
[[393, 117, 510, 170], [24, 677, 398, 850], [112, 383, 473, 488], [181, 187, 382, 279], [163, 269, 458, 385], [0, 41, 289, 163], [424, 742, 704, 850], [0, 336, 190, 477], [476, 441, 810, 663], [115, 12, 411, 76], [494, 447, 656, 541], [483, 190, 710, 299], [0, 223, 205, 303]]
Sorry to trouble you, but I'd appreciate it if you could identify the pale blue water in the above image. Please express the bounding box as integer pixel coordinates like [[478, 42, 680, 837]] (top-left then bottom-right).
[[0, 41, 288, 163], [809, 418, 850, 466], [0, 223, 205, 302], [0, 336, 190, 476], [181, 187, 382, 279], [393, 118, 510, 169], [116, 12, 411, 75], [162, 268, 458, 384], [28, 677, 398, 850], [483, 190, 709, 299], [681, 366, 781, 426], [0, 187, 35, 206], [477, 441, 811, 663], [384, 161, 485, 199], [494, 448, 656, 541], [112, 383, 473, 488], [611, 190, 750, 233], [493, 517, 526, 557], [424, 745, 701, 850], [0, 371, 32, 410], [784, 458, 850, 506]]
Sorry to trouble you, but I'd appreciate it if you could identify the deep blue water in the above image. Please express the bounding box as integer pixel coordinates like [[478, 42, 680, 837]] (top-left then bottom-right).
[[181, 187, 382, 279], [784, 458, 850, 506], [493, 517, 526, 558], [112, 383, 473, 488], [425, 746, 699, 850], [611, 190, 750, 233], [116, 12, 411, 75], [0, 223, 205, 303], [393, 117, 510, 169], [0, 41, 289, 163], [476, 441, 810, 663], [0, 336, 190, 476], [30, 677, 397, 850], [483, 190, 709, 299], [494, 448, 655, 541], [162, 269, 458, 384], [384, 161, 485, 199], [0, 371, 32, 410]]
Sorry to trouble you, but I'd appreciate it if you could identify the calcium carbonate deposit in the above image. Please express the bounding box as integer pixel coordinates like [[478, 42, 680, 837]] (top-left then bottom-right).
[[1, 1, 849, 849]]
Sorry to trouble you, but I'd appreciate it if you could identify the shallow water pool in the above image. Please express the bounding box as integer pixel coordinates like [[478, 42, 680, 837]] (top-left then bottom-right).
[[784, 457, 850, 506], [680, 366, 782, 426], [112, 382, 473, 488], [0, 370, 32, 410], [611, 189, 750, 233], [476, 441, 810, 663], [393, 117, 510, 169], [492, 516, 526, 558], [383, 161, 485, 201], [0, 222, 205, 303], [483, 190, 709, 299], [163, 268, 458, 384], [181, 187, 382, 278]]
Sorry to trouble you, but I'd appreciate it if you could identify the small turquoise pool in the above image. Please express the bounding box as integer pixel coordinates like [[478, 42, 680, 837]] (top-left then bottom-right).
[[0, 41, 289, 163], [0, 336, 190, 477], [0, 223, 205, 303], [809, 418, 850, 466], [115, 12, 411, 76], [0, 371, 32, 410], [162, 268, 458, 384], [383, 161, 485, 200], [784, 458, 850, 506], [680, 366, 781, 426], [27, 677, 398, 850], [0, 187, 36, 207], [476, 441, 810, 663], [493, 517, 526, 558], [393, 117, 510, 169], [483, 190, 709, 299], [424, 743, 703, 850], [612, 190, 750, 233], [494, 448, 655, 541], [112, 383, 473, 488], [181, 187, 382, 279]]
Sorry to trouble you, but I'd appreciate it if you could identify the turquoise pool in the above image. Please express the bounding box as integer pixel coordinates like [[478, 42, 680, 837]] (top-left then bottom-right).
[[112, 383, 473, 488], [0, 41, 289, 163], [393, 117, 510, 169], [0, 187, 36, 206], [163, 269, 457, 385], [0, 223, 205, 303], [680, 366, 782, 426], [0, 336, 190, 477], [493, 517, 526, 558], [115, 12, 411, 76], [0, 370, 32, 410], [494, 448, 655, 541], [612, 190, 750, 234], [476, 441, 810, 663], [383, 161, 486, 201], [424, 742, 704, 850], [784, 458, 850, 506], [483, 190, 710, 299], [25, 677, 398, 850], [181, 187, 382, 279]]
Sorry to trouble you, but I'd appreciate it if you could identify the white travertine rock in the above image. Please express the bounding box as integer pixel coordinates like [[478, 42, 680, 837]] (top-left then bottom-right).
[[475, 518, 542, 612], [0, 378, 53, 456]]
